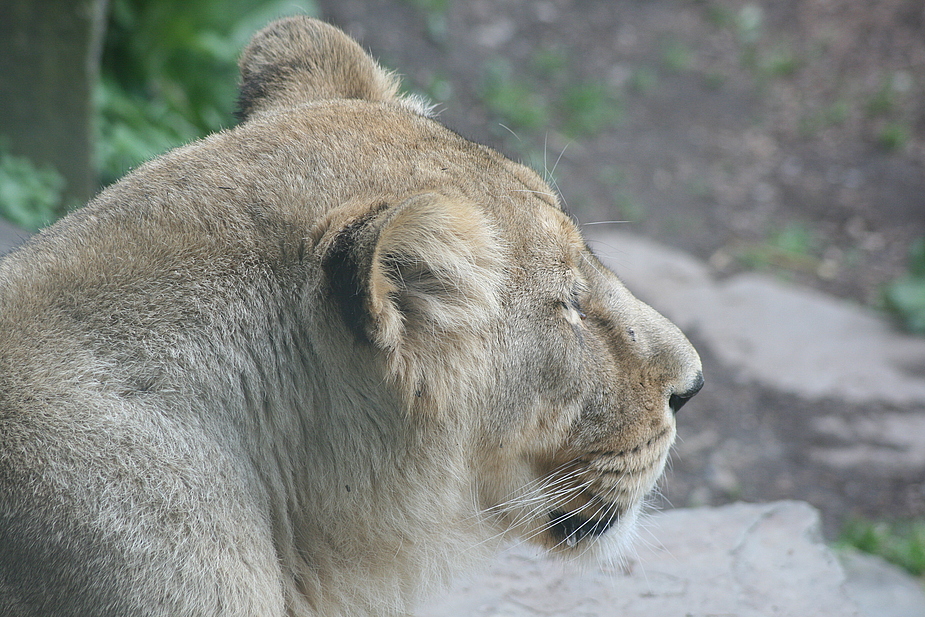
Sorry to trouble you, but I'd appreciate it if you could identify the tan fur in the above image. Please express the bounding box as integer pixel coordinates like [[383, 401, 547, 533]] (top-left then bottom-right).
[[0, 17, 702, 617]]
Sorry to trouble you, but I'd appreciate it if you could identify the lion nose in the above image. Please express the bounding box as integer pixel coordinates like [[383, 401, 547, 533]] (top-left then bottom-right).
[[668, 371, 704, 413]]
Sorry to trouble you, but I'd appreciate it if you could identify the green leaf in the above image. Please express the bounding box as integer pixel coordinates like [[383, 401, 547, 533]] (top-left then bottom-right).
[[0, 141, 64, 231], [883, 275, 925, 334]]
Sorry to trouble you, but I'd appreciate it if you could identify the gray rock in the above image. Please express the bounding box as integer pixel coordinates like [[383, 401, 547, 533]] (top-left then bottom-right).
[[585, 230, 925, 407], [840, 548, 925, 617], [417, 501, 870, 617]]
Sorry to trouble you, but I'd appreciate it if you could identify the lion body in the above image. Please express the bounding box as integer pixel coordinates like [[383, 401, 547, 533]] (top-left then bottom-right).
[[0, 18, 702, 617]]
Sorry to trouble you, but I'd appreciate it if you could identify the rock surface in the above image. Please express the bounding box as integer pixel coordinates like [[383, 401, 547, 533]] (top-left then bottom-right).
[[585, 229, 925, 407], [417, 501, 922, 617], [841, 549, 925, 617]]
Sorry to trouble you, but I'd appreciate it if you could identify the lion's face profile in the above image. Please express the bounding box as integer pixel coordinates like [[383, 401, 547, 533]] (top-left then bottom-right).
[[0, 17, 701, 617]]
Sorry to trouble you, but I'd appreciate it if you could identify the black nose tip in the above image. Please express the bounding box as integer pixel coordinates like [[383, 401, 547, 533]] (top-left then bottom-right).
[[669, 372, 704, 413]]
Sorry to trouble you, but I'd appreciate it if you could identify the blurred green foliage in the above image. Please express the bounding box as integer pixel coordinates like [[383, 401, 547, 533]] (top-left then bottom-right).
[[838, 518, 925, 577], [400, 0, 450, 42], [0, 0, 318, 229], [481, 60, 551, 132], [736, 221, 821, 274], [482, 60, 550, 131], [560, 83, 622, 138], [480, 55, 622, 140], [883, 237, 925, 334], [96, 0, 318, 184], [0, 139, 65, 231]]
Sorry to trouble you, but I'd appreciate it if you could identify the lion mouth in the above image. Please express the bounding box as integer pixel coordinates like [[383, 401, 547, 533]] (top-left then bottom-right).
[[547, 508, 618, 546]]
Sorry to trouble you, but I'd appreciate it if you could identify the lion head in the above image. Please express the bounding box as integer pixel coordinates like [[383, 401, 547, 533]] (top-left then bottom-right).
[[235, 16, 703, 558]]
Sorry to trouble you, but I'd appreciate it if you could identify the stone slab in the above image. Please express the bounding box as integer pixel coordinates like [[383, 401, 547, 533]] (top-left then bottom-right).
[[416, 501, 866, 617], [585, 230, 925, 406], [840, 548, 925, 617]]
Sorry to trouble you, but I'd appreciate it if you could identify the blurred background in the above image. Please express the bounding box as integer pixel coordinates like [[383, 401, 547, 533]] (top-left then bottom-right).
[[2, 0, 923, 581]]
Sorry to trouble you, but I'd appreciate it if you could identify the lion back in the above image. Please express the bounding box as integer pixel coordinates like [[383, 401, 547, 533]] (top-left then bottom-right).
[[0, 15, 481, 617]]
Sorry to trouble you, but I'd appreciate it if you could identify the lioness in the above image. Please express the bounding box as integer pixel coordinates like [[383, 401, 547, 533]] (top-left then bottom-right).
[[0, 17, 702, 617]]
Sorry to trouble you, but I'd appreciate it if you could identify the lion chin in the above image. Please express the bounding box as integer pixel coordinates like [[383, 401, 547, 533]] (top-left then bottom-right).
[[0, 16, 702, 617]]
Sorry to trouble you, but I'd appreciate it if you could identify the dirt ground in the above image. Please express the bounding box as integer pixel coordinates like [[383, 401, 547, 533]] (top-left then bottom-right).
[[319, 0, 925, 306], [315, 0, 925, 534]]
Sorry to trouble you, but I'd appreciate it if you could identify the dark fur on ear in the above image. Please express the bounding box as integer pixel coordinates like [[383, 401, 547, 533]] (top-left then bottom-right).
[[317, 194, 504, 407], [319, 204, 388, 343], [236, 16, 401, 121]]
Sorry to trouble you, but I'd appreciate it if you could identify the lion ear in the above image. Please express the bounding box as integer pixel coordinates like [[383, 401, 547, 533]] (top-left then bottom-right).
[[364, 194, 504, 354], [236, 17, 431, 120], [318, 193, 503, 383]]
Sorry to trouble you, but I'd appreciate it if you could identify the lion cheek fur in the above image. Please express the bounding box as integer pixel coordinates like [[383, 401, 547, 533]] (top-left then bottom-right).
[[0, 16, 702, 617]]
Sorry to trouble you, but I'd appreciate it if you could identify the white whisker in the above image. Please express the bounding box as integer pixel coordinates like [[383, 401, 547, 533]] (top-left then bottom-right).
[[548, 141, 569, 181], [498, 123, 521, 140]]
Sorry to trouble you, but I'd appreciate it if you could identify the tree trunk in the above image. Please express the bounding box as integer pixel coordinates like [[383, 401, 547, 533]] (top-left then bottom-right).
[[0, 0, 109, 211]]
